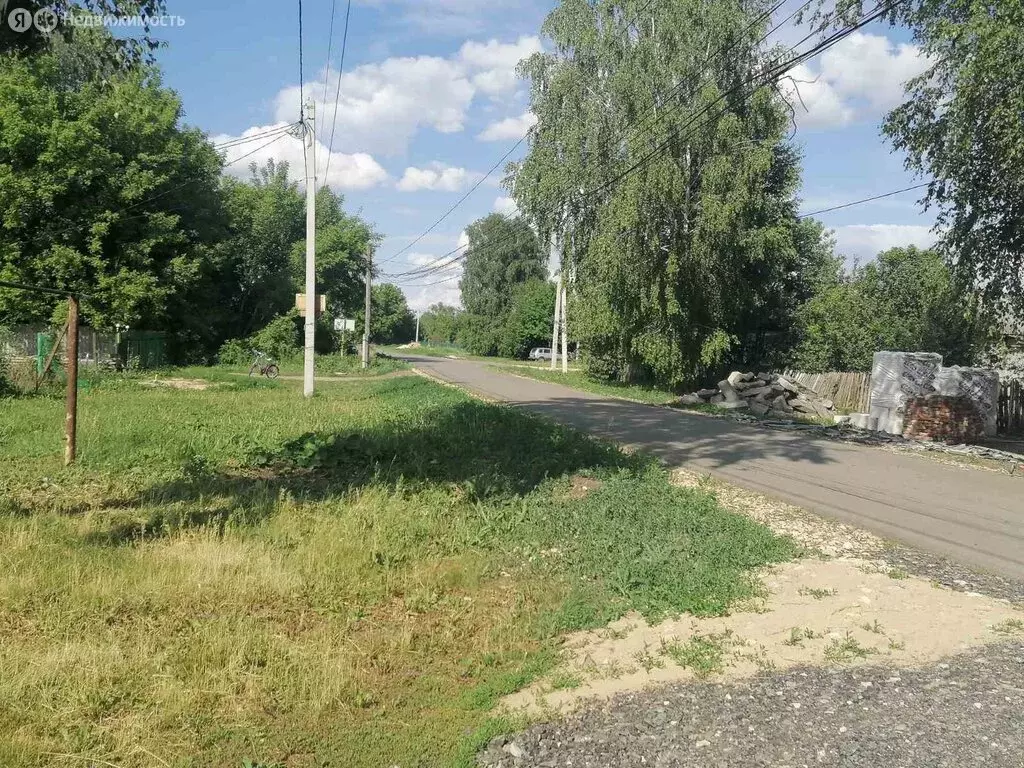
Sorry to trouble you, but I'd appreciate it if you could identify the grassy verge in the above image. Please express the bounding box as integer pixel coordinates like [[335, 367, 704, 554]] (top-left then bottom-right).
[[0, 372, 796, 768], [501, 367, 679, 405]]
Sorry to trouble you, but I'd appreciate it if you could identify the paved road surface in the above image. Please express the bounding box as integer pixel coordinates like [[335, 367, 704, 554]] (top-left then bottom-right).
[[398, 354, 1024, 581]]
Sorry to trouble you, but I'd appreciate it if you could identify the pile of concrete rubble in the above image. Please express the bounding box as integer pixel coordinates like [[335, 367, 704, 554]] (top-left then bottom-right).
[[681, 371, 837, 420]]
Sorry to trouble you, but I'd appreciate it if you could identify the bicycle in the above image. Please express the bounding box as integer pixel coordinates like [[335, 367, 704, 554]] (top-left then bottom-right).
[[248, 350, 280, 379]]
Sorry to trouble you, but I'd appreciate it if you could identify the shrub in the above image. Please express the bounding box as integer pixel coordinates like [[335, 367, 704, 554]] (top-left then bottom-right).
[[249, 311, 301, 361]]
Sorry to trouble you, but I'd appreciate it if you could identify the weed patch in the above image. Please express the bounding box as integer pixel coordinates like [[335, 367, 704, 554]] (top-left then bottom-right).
[[0, 371, 796, 767]]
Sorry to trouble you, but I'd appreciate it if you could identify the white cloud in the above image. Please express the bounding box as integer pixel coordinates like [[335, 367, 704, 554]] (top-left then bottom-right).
[[211, 124, 388, 190], [357, 0, 541, 36], [458, 36, 542, 96], [273, 36, 540, 157], [479, 110, 537, 141], [782, 32, 931, 129], [494, 196, 519, 216], [779, 64, 854, 129], [276, 58, 474, 157], [393, 231, 469, 311], [832, 224, 936, 265], [397, 163, 484, 192]]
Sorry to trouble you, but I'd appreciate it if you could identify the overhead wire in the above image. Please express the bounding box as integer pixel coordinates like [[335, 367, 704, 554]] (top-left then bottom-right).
[[387, 1, 900, 287], [382, 0, 818, 279], [323, 0, 354, 184], [797, 182, 929, 218], [210, 123, 299, 150]]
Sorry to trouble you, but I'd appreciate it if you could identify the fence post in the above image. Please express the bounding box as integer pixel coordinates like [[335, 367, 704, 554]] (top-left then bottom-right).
[[64, 296, 79, 465]]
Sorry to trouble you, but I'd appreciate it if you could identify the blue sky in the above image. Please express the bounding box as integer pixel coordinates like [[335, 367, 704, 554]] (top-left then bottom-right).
[[155, 0, 937, 311]]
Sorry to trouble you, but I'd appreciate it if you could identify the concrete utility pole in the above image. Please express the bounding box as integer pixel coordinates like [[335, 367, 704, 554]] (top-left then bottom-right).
[[415, 313, 421, 344], [551, 271, 563, 370], [64, 295, 79, 465], [362, 246, 373, 368], [560, 280, 568, 374], [302, 98, 317, 398]]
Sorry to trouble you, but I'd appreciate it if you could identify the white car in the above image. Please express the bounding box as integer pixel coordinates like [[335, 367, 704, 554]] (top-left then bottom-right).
[[528, 347, 553, 361]]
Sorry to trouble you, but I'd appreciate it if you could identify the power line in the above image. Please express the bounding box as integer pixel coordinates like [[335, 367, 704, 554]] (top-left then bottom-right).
[[386, 2, 894, 283], [211, 123, 299, 150], [382, 0, 808, 277], [377, 133, 530, 268], [323, 0, 354, 183], [297, 0, 305, 122], [797, 182, 929, 218]]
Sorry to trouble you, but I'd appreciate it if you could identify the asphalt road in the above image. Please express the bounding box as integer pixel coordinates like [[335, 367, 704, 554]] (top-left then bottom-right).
[[398, 354, 1024, 581]]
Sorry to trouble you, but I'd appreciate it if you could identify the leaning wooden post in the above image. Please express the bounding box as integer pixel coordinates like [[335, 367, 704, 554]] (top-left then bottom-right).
[[64, 294, 79, 465]]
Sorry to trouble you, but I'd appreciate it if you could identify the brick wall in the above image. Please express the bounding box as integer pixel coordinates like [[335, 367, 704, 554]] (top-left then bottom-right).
[[903, 394, 985, 443]]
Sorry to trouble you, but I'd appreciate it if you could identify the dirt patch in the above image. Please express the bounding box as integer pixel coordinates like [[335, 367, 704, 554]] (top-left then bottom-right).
[[563, 475, 604, 500], [142, 378, 214, 391], [502, 557, 1024, 716]]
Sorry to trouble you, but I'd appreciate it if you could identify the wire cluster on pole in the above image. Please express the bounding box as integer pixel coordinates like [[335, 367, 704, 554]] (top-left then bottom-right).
[[382, 1, 900, 288]]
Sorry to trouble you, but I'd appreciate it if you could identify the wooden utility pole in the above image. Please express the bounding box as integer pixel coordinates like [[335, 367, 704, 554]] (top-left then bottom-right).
[[551, 272, 563, 370], [362, 247, 373, 369], [64, 295, 80, 465], [302, 98, 317, 398]]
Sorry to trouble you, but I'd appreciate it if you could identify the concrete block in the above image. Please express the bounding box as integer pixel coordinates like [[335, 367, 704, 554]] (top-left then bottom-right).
[[933, 366, 1000, 436], [750, 400, 770, 417], [870, 351, 942, 410], [679, 394, 703, 405], [718, 379, 742, 403], [716, 400, 749, 411]]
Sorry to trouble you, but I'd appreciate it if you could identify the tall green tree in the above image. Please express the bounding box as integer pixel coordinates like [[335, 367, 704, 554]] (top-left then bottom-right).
[[356, 283, 415, 345], [512, 0, 833, 387], [420, 302, 460, 344], [812, 0, 1024, 306], [459, 213, 547, 319], [794, 246, 991, 371], [0, 42, 225, 339], [498, 279, 557, 359]]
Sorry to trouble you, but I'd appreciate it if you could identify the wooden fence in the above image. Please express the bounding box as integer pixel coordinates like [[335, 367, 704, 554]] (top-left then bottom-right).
[[780, 368, 1024, 435], [998, 379, 1024, 435], [778, 369, 871, 413]]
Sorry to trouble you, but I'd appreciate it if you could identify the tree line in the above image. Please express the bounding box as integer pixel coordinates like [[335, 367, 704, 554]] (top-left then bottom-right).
[[0, 15, 415, 365], [421, 0, 1019, 388]]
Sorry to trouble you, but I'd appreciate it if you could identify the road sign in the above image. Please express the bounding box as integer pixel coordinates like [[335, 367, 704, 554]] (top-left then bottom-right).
[[334, 318, 356, 332], [295, 293, 326, 317]]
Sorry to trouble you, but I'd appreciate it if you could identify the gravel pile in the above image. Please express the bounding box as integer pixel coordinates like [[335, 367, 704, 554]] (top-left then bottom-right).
[[479, 641, 1024, 768]]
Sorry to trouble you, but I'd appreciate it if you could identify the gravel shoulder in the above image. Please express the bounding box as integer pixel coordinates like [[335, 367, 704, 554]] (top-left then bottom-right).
[[480, 640, 1024, 768]]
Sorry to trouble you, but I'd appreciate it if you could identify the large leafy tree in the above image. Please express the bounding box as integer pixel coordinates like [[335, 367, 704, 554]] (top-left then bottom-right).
[[498, 279, 558, 359], [813, 0, 1024, 306], [356, 283, 415, 345], [512, 0, 833, 387], [794, 246, 991, 371], [459, 213, 547, 319], [1, 1, 167, 65], [0, 41, 225, 337], [420, 302, 460, 344]]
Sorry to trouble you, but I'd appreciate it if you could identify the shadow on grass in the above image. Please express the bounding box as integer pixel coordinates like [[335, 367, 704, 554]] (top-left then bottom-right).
[[89, 399, 648, 545]]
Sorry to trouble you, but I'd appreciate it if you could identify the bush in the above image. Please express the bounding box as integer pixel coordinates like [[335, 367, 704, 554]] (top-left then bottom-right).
[[249, 311, 301, 361], [217, 338, 249, 366]]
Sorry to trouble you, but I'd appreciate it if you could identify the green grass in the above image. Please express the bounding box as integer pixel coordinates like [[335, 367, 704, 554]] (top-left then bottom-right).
[[659, 632, 733, 678], [824, 633, 878, 663], [500, 368, 679, 405], [0, 370, 796, 767]]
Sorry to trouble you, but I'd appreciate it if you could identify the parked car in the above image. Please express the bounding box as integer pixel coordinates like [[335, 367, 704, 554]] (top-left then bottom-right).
[[528, 347, 553, 361]]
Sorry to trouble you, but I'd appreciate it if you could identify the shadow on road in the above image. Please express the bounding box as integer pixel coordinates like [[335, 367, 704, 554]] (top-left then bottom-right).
[[507, 396, 838, 470]]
